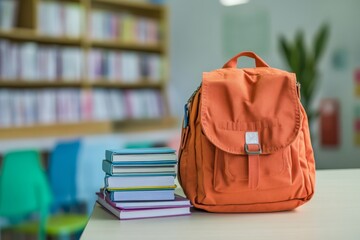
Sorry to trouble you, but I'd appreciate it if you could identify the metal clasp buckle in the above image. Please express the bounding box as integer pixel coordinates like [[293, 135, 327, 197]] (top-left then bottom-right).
[[245, 144, 262, 155]]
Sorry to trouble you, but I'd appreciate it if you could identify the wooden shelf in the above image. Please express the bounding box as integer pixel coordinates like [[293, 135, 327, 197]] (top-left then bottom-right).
[[0, 121, 112, 139], [0, 0, 172, 140], [0, 81, 83, 88], [0, 29, 82, 45], [90, 40, 164, 52], [0, 117, 178, 139], [0, 81, 163, 89], [89, 80, 163, 89], [91, 0, 164, 12]]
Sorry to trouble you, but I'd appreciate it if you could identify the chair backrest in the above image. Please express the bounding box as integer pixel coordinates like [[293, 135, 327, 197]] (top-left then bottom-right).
[[49, 139, 80, 211], [76, 136, 123, 214], [0, 150, 52, 240]]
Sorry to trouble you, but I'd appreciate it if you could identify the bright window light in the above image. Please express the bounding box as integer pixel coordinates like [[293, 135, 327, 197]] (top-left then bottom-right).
[[220, 0, 249, 6]]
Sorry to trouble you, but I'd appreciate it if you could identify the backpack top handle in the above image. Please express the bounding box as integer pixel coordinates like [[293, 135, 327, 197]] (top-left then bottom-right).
[[223, 51, 270, 68]]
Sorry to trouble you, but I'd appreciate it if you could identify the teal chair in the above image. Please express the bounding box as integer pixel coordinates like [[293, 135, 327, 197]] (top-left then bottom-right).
[[48, 140, 89, 239], [49, 140, 81, 212], [0, 150, 51, 240], [0, 150, 88, 240]]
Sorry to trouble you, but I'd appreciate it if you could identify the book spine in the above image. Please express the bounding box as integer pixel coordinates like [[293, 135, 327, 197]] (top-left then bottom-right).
[[102, 160, 113, 175], [108, 191, 115, 201], [105, 150, 113, 162], [104, 175, 109, 188]]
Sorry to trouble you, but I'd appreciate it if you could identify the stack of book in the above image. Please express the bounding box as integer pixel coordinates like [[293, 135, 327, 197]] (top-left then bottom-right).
[[97, 147, 191, 220]]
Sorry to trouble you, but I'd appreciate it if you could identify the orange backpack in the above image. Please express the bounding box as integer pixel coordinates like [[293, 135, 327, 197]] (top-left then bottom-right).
[[178, 51, 316, 213]]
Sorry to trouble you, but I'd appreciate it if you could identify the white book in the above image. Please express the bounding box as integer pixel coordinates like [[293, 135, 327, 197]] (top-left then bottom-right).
[[60, 47, 71, 80], [0, 0, 18, 30], [122, 52, 140, 82], [114, 52, 122, 81], [12, 90, 25, 126], [56, 90, 65, 123], [37, 47, 46, 80], [143, 90, 156, 118], [47, 2, 61, 36], [75, 48, 83, 81], [23, 91, 36, 126], [63, 90, 73, 122], [38, 90, 56, 124], [153, 90, 163, 118], [108, 51, 117, 81], [87, 50, 94, 80], [121, 52, 130, 81], [0, 40, 17, 79], [93, 89, 109, 120], [64, 3, 82, 37], [149, 54, 162, 82], [92, 10, 103, 39], [0, 40, 6, 78], [127, 53, 140, 82], [0, 90, 12, 127], [108, 90, 126, 120], [126, 91, 138, 118], [47, 46, 57, 81], [70, 89, 81, 122], [94, 50, 103, 80], [137, 18, 147, 43], [19, 42, 37, 81], [1, 41, 18, 79], [37, 1, 47, 34], [90, 10, 98, 39]]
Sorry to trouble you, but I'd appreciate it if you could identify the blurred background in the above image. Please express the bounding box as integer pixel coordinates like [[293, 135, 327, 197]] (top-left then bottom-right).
[[0, 0, 359, 238]]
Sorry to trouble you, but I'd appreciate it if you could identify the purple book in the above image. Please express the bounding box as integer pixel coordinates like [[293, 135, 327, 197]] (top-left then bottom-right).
[[96, 193, 191, 220]]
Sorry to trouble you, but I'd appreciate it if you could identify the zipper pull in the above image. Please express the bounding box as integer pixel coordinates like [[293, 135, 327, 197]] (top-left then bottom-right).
[[183, 103, 189, 128], [296, 82, 301, 100]]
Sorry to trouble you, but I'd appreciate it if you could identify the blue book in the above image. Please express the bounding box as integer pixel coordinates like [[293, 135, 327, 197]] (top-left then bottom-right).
[[105, 147, 177, 163], [104, 174, 176, 189], [106, 189, 176, 202], [102, 160, 176, 175]]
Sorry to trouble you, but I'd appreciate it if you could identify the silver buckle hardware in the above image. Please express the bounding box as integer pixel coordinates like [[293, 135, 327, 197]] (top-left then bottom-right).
[[245, 144, 262, 155], [245, 132, 261, 155]]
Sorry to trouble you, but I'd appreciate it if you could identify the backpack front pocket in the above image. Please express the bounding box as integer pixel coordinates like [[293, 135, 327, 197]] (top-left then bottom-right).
[[213, 147, 292, 193]]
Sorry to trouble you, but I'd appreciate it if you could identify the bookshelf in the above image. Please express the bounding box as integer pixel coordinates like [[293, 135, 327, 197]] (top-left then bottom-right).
[[0, 0, 175, 139]]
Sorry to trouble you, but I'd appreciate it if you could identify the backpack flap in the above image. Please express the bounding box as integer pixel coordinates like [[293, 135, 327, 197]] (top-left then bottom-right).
[[201, 67, 301, 155]]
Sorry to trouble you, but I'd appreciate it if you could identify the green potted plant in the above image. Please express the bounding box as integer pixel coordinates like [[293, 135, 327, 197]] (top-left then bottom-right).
[[279, 24, 330, 122]]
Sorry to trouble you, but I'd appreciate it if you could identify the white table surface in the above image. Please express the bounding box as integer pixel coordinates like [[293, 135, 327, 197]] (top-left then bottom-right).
[[80, 169, 360, 240]]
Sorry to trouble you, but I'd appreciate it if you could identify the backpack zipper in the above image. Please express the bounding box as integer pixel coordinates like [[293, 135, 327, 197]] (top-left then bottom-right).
[[296, 82, 301, 100]]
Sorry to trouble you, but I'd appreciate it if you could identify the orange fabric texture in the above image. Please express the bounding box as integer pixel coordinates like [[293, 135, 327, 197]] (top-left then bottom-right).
[[178, 51, 316, 213]]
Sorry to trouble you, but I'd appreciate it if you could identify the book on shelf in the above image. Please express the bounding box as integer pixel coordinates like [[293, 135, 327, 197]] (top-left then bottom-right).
[[38, 1, 83, 37], [0, 88, 165, 128], [105, 147, 176, 162], [89, 10, 160, 44], [87, 49, 163, 82], [96, 193, 190, 220], [104, 174, 176, 189], [102, 160, 176, 175], [106, 188, 176, 201], [0, 40, 84, 81], [0, 0, 18, 30]]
